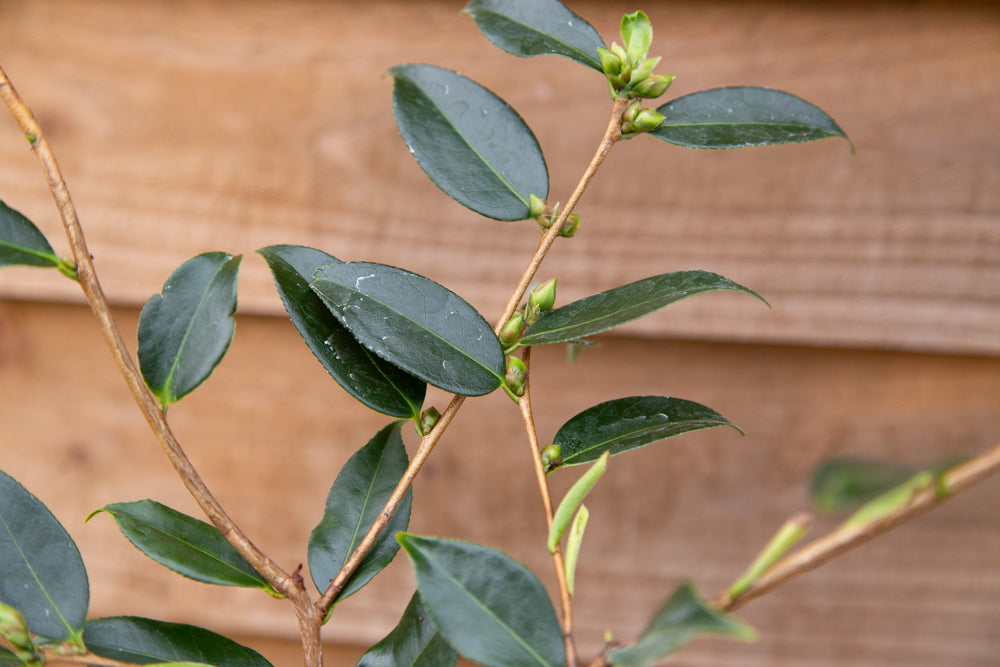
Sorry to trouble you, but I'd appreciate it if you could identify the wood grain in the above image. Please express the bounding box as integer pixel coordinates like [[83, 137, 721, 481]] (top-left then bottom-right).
[[2, 300, 998, 665], [0, 1, 997, 354]]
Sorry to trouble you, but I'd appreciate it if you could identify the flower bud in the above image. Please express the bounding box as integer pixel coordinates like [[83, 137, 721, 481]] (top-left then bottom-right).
[[419, 407, 441, 434], [633, 108, 665, 132], [498, 311, 525, 348], [558, 214, 581, 238], [632, 73, 674, 99], [528, 278, 557, 315], [0, 603, 33, 653], [528, 193, 546, 220], [622, 99, 642, 125], [596, 47, 622, 77], [505, 357, 528, 396], [541, 444, 562, 472]]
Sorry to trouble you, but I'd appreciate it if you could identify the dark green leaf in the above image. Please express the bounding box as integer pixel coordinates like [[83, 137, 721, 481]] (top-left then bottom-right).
[[312, 262, 505, 396], [358, 591, 458, 667], [83, 617, 271, 667], [389, 64, 548, 221], [811, 455, 968, 514], [138, 252, 242, 408], [520, 271, 767, 346], [552, 396, 741, 469], [397, 534, 565, 667], [0, 647, 23, 667], [309, 423, 411, 604], [463, 0, 605, 71], [89, 500, 269, 590], [258, 245, 425, 419], [0, 470, 87, 644], [607, 581, 756, 666], [0, 200, 60, 269], [652, 87, 851, 150]]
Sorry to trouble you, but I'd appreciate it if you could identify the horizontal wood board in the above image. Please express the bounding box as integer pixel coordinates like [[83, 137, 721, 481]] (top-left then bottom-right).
[[2, 300, 998, 665], [0, 1, 997, 355]]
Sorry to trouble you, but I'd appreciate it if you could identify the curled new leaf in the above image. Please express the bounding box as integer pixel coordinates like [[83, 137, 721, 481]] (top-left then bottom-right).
[[259, 245, 425, 419], [358, 591, 458, 667], [463, 0, 605, 71], [138, 252, 242, 408], [552, 396, 741, 469], [652, 86, 852, 150], [390, 64, 548, 221], [520, 271, 767, 347], [311, 261, 505, 396], [0, 471, 87, 645]]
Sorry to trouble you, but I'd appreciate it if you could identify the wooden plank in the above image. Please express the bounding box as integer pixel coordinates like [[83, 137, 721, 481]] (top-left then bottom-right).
[[0, 1, 997, 354], [2, 300, 998, 664]]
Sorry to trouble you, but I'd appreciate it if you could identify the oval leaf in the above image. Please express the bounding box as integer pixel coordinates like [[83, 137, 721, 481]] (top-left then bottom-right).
[[652, 86, 851, 150], [607, 581, 756, 667], [0, 470, 88, 643], [397, 534, 565, 667], [138, 252, 241, 408], [89, 500, 269, 590], [520, 271, 767, 346], [83, 617, 271, 667], [311, 262, 505, 396], [309, 422, 412, 604], [258, 245, 425, 419], [358, 591, 458, 667], [552, 396, 741, 469], [390, 64, 548, 221], [463, 0, 605, 71], [0, 200, 62, 269]]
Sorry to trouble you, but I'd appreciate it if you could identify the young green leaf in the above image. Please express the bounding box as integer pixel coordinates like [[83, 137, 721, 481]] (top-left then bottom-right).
[[652, 86, 852, 150], [397, 534, 565, 667], [389, 64, 548, 221], [563, 505, 589, 596], [0, 471, 88, 645], [137, 252, 242, 409], [463, 0, 605, 71], [83, 616, 272, 667], [519, 271, 767, 346], [312, 261, 505, 396], [88, 500, 270, 591], [548, 452, 608, 553], [358, 591, 459, 667], [0, 200, 61, 270], [309, 422, 412, 605], [552, 396, 741, 469], [839, 471, 934, 530], [810, 458, 918, 514], [607, 581, 756, 666], [258, 245, 425, 419]]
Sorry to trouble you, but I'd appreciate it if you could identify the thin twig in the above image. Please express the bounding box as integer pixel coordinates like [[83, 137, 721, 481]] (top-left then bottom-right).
[[717, 439, 1000, 611], [0, 65, 307, 607], [519, 347, 579, 667]]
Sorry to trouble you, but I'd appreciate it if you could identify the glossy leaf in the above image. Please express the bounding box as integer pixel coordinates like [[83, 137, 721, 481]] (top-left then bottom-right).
[[89, 500, 269, 590], [390, 64, 548, 221], [258, 245, 425, 419], [398, 534, 565, 667], [358, 591, 458, 667], [137, 252, 242, 408], [83, 616, 271, 667], [0, 200, 60, 269], [552, 396, 741, 469], [520, 271, 767, 346], [0, 471, 87, 644], [463, 0, 605, 71], [312, 261, 505, 396], [652, 86, 851, 150], [309, 423, 411, 604], [607, 581, 756, 666]]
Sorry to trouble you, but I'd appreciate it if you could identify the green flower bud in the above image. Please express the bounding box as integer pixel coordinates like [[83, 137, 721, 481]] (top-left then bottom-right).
[[499, 311, 525, 348], [540, 444, 562, 472], [419, 406, 441, 434], [632, 73, 674, 99], [633, 108, 665, 132], [622, 100, 643, 125], [505, 356, 528, 396], [0, 603, 33, 653], [620, 11, 653, 65], [528, 278, 557, 315], [610, 42, 628, 63], [528, 193, 546, 220], [558, 214, 581, 238], [596, 47, 622, 77]]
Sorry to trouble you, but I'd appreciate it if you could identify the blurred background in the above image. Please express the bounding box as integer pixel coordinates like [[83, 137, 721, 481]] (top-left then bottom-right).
[[1, 1, 998, 665]]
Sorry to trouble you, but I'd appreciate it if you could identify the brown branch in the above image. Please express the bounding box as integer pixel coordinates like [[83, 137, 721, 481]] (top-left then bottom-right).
[[717, 439, 1000, 612]]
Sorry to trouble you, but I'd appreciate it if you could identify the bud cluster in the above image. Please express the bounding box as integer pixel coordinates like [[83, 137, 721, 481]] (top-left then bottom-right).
[[529, 194, 580, 238], [620, 99, 666, 138], [597, 11, 675, 102]]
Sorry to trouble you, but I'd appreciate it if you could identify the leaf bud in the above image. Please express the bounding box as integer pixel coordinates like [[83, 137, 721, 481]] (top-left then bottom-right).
[[633, 108, 665, 132], [499, 311, 525, 347], [541, 444, 563, 472], [0, 603, 33, 653], [596, 47, 622, 77], [622, 100, 643, 125], [528, 278, 557, 315], [528, 193, 546, 220], [620, 10, 653, 65], [419, 406, 441, 434], [633, 73, 674, 99], [558, 214, 580, 238], [504, 356, 528, 396]]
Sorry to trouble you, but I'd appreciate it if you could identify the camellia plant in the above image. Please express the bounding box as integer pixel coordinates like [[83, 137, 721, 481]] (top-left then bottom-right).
[[1, 1, 997, 666]]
